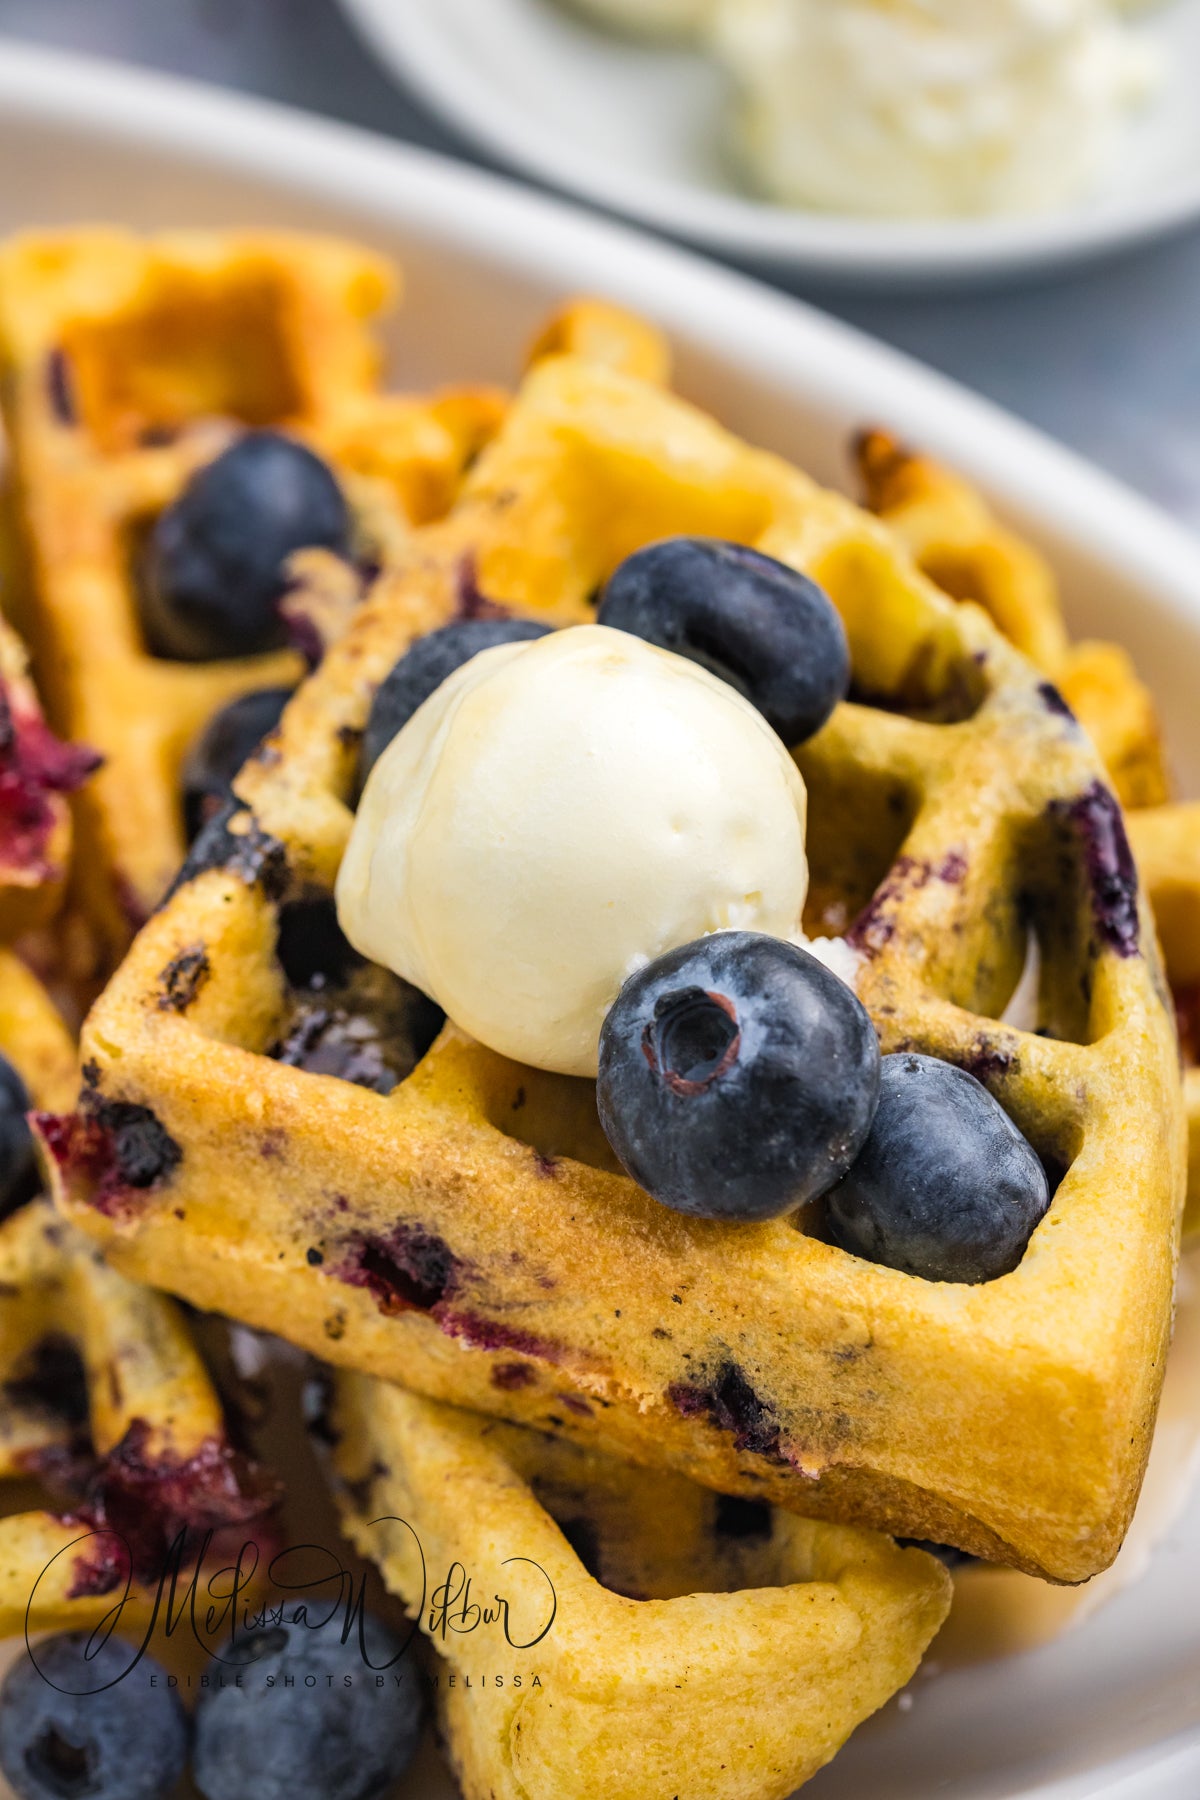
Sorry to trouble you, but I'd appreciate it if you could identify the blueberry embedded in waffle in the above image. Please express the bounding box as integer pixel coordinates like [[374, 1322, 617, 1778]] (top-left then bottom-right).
[[0, 616, 96, 941], [327, 1372, 951, 1800], [0, 950, 277, 1634], [39, 351, 1184, 1583], [0, 228, 507, 975]]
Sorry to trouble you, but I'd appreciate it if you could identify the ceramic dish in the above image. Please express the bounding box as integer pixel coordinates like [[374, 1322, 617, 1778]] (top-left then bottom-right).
[[338, 0, 1200, 290], [0, 37, 1199, 1798]]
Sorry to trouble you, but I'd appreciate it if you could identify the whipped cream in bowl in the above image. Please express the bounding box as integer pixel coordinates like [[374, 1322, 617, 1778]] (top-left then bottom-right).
[[336, 623, 810, 1079]]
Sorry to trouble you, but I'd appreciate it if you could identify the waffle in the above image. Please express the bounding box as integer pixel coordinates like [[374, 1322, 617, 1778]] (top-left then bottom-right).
[[856, 429, 1171, 809], [37, 351, 1184, 1584], [0, 950, 275, 1635], [328, 1372, 951, 1800], [0, 614, 95, 941], [0, 227, 506, 978], [856, 431, 1200, 1231]]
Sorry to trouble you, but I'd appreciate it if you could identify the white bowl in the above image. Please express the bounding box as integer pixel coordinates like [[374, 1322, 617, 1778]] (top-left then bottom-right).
[[338, 0, 1200, 290], [0, 38, 1198, 1799]]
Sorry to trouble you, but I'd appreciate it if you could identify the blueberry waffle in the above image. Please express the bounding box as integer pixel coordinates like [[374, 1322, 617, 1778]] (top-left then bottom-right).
[[328, 1372, 951, 1800], [0, 228, 505, 976], [0, 950, 276, 1635], [39, 351, 1184, 1583], [0, 615, 95, 942]]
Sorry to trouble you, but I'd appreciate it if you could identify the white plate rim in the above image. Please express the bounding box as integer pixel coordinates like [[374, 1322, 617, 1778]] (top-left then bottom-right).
[[336, 0, 1200, 287], [0, 37, 1199, 1796]]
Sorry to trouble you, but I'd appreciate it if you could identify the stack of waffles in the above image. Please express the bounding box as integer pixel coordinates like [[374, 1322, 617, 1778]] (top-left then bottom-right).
[[0, 224, 1193, 1800]]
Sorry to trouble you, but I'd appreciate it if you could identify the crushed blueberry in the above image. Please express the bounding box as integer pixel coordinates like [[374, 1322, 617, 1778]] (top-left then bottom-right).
[[332, 1225, 462, 1315], [33, 1099, 182, 1217], [1049, 780, 1140, 958], [668, 1362, 785, 1462], [0, 684, 100, 881]]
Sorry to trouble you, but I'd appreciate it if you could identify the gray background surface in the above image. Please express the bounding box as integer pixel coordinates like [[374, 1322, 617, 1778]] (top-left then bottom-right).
[[3, 0, 1198, 529]]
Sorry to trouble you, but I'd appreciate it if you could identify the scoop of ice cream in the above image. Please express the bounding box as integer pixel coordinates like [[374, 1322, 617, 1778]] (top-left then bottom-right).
[[336, 623, 809, 1078], [711, 0, 1157, 218]]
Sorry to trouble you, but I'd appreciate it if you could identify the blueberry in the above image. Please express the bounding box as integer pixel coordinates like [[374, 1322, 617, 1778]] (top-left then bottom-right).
[[0, 1632, 186, 1800], [182, 685, 294, 840], [825, 1053, 1051, 1284], [597, 932, 880, 1221], [0, 1052, 39, 1222], [358, 616, 553, 788], [193, 1614, 422, 1800], [142, 432, 350, 661], [597, 537, 849, 745]]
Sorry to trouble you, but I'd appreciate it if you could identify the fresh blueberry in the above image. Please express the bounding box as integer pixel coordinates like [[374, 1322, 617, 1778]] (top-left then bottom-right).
[[142, 432, 350, 661], [825, 1053, 1051, 1284], [597, 932, 880, 1221], [597, 537, 850, 744], [182, 685, 294, 840], [358, 616, 553, 788], [193, 1614, 422, 1800], [0, 1632, 186, 1800], [0, 1053, 39, 1222]]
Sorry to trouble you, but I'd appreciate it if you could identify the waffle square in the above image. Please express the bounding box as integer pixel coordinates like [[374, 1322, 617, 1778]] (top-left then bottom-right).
[[39, 351, 1184, 1582], [328, 1372, 950, 1800], [0, 228, 505, 974], [0, 950, 275, 1635]]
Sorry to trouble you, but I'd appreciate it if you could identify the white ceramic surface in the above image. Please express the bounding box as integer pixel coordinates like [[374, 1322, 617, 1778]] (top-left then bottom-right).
[[0, 37, 1198, 1798], [338, 0, 1200, 289]]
